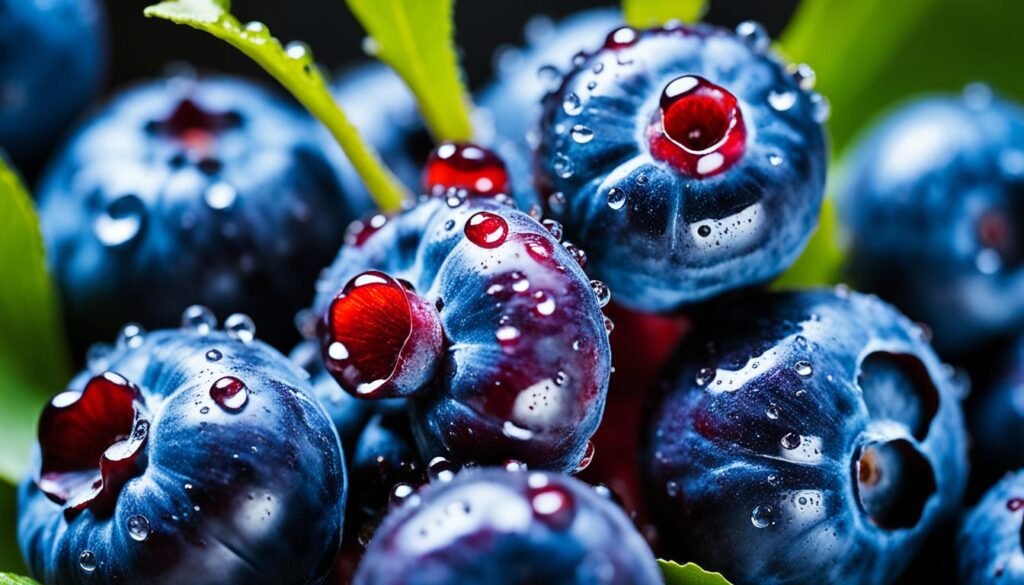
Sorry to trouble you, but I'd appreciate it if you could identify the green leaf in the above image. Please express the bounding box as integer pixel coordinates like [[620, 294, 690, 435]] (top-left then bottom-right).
[[0, 482, 27, 574], [0, 156, 70, 485], [144, 0, 410, 212], [346, 0, 473, 142], [0, 574, 40, 585], [659, 560, 732, 585], [622, 0, 707, 28], [774, 196, 843, 288]]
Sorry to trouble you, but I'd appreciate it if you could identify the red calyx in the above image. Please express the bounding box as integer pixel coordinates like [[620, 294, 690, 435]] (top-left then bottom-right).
[[647, 75, 747, 178], [149, 98, 242, 149], [423, 142, 511, 197], [37, 372, 149, 518], [322, 271, 445, 398]]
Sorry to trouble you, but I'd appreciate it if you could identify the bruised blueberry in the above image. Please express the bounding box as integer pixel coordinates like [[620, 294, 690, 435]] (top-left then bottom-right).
[[353, 469, 662, 585], [536, 23, 827, 311], [643, 290, 967, 585], [18, 312, 346, 585]]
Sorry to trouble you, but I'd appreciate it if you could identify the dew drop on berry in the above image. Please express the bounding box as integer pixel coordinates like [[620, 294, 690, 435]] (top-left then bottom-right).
[[768, 90, 796, 112], [547, 191, 567, 214], [542, 218, 563, 241], [79, 550, 97, 573], [790, 63, 816, 90], [603, 315, 615, 335], [590, 280, 611, 307], [570, 124, 595, 144], [127, 514, 150, 542], [564, 241, 587, 267], [769, 153, 784, 167], [735, 21, 770, 53], [117, 323, 147, 350], [563, 92, 583, 116], [224, 313, 256, 342], [794, 360, 813, 377], [697, 225, 712, 238], [181, 305, 217, 335], [530, 483, 576, 529], [606, 187, 626, 210], [695, 367, 716, 387], [766, 404, 780, 420], [781, 432, 802, 450], [464, 211, 509, 249], [751, 504, 777, 528], [94, 195, 145, 247], [389, 483, 418, 509], [428, 456, 458, 482], [534, 291, 556, 316], [809, 92, 831, 123], [204, 182, 238, 210], [574, 441, 595, 473], [553, 153, 574, 179], [665, 480, 680, 497], [210, 376, 248, 412], [204, 349, 222, 362]]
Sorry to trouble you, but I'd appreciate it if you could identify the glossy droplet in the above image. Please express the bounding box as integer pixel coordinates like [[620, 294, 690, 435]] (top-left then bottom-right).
[[244, 21, 270, 41], [534, 291, 556, 316], [666, 480, 680, 497], [604, 26, 638, 49], [570, 124, 595, 144], [464, 211, 509, 249], [766, 404, 780, 420], [79, 550, 97, 573], [181, 305, 217, 334], [210, 376, 248, 412], [428, 457, 457, 482], [563, 92, 583, 116], [496, 325, 521, 346], [751, 504, 777, 528], [547, 191, 567, 214], [606, 188, 626, 210], [735, 21, 770, 53], [94, 195, 146, 247], [224, 313, 256, 343], [590, 280, 611, 307], [695, 367, 716, 387], [205, 349, 222, 362], [768, 90, 796, 112], [790, 63, 816, 90], [127, 514, 150, 542], [553, 153, 574, 179], [285, 40, 312, 62], [390, 483, 418, 509], [649, 75, 746, 178], [574, 441, 595, 473], [117, 323, 147, 350], [204, 182, 238, 210], [781, 432, 802, 450], [542, 219, 564, 241], [563, 241, 587, 267], [768, 153, 784, 167], [530, 483, 576, 529], [424, 142, 510, 196], [809, 92, 830, 123], [794, 360, 813, 377], [603, 315, 615, 335]]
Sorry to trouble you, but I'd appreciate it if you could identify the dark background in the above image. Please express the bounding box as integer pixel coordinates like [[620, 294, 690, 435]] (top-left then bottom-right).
[[105, 0, 798, 90]]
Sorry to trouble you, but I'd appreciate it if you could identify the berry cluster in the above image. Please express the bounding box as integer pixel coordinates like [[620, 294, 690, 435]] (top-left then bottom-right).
[[7, 5, 1023, 585]]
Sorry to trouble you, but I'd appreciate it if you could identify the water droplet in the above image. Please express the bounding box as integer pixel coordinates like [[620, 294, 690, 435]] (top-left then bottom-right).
[[751, 504, 777, 528], [781, 432, 802, 450], [790, 63, 816, 90], [93, 195, 145, 247], [390, 483, 418, 509], [542, 218, 563, 241], [666, 481, 680, 497], [574, 441, 595, 472], [205, 349, 222, 362], [767, 474, 780, 487], [79, 550, 97, 573], [768, 153, 784, 167], [695, 367, 716, 387], [496, 325, 521, 345], [285, 41, 312, 62], [117, 323, 147, 350], [794, 361, 813, 377], [697, 225, 712, 238], [768, 90, 796, 112], [547, 191, 567, 214], [563, 241, 587, 267], [809, 92, 830, 123], [590, 280, 611, 307], [553, 153, 574, 179], [204, 182, 237, 210], [563, 93, 583, 116], [181, 305, 217, 334], [570, 124, 595, 144], [127, 514, 150, 541], [464, 211, 509, 249], [765, 404, 780, 420], [428, 457, 458, 482], [606, 188, 626, 210], [224, 313, 256, 342], [534, 291, 556, 316], [736, 21, 770, 53], [210, 376, 248, 412], [603, 315, 615, 335]]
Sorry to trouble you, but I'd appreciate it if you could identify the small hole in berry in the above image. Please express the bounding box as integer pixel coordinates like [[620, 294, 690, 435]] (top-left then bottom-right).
[[854, 439, 936, 530]]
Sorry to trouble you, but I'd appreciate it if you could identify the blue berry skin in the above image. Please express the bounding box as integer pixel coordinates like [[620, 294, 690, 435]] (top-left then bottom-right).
[[958, 471, 1024, 585], [838, 92, 1024, 355], [0, 0, 107, 168], [477, 9, 622, 211], [353, 469, 662, 585], [536, 24, 828, 312], [643, 290, 968, 585], [18, 325, 346, 585], [325, 63, 431, 205], [969, 337, 1024, 477], [37, 75, 364, 353], [310, 198, 611, 473]]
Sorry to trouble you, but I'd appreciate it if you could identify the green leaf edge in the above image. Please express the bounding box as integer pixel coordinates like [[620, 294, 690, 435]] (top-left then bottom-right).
[[347, 0, 474, 142], [143, 0, 410, 212], [0, 574, 39, 585], [622, 0, 708, 28], [658, 559, 733, 585]]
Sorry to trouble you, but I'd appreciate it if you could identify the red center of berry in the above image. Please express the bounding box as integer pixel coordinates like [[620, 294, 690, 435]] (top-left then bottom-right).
[[322, 271, 445, 398], [37, 372, 149, 518], [149, 98, 242, 150], [603, 26, 639, 50], [423, 142, 511, 197], [464, 211, 510, 249], [647, 75, 747, 178]]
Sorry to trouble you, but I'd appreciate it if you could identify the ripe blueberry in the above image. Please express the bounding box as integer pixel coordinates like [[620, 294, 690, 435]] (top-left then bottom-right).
[[958, 471, 1024, 585], [839, 89, 1024, 355], [0, 0, 107, 168], [353, 468, 662, 585], [37, 74, 365, 353], [308, 197, 612, 473], [536, 22, 828, 311], [18, 310, 346, 585], [643, 289, 968, 585]]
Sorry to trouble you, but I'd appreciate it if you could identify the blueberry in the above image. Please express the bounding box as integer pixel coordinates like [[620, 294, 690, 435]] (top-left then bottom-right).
[[477, 9, 622, 212], [838, 89, 1024, 355], [308, 197, 611, 473], [643, 290, 968, 585], [325, 62, 433, 203], [37, 74, 366, 354], [17, 310, 346, 585], [969, 336, 1024, 478], [536, 23, 828, 311], [958, 471, 1024, 585], [353, 468, 662, 585], [0, 0, 107, 168]]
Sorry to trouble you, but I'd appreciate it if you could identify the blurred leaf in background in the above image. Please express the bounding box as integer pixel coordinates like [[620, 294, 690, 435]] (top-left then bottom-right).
[[0, 573, 39, 585], [659, 560, 733, 585], [623, 0, 707, 27]]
